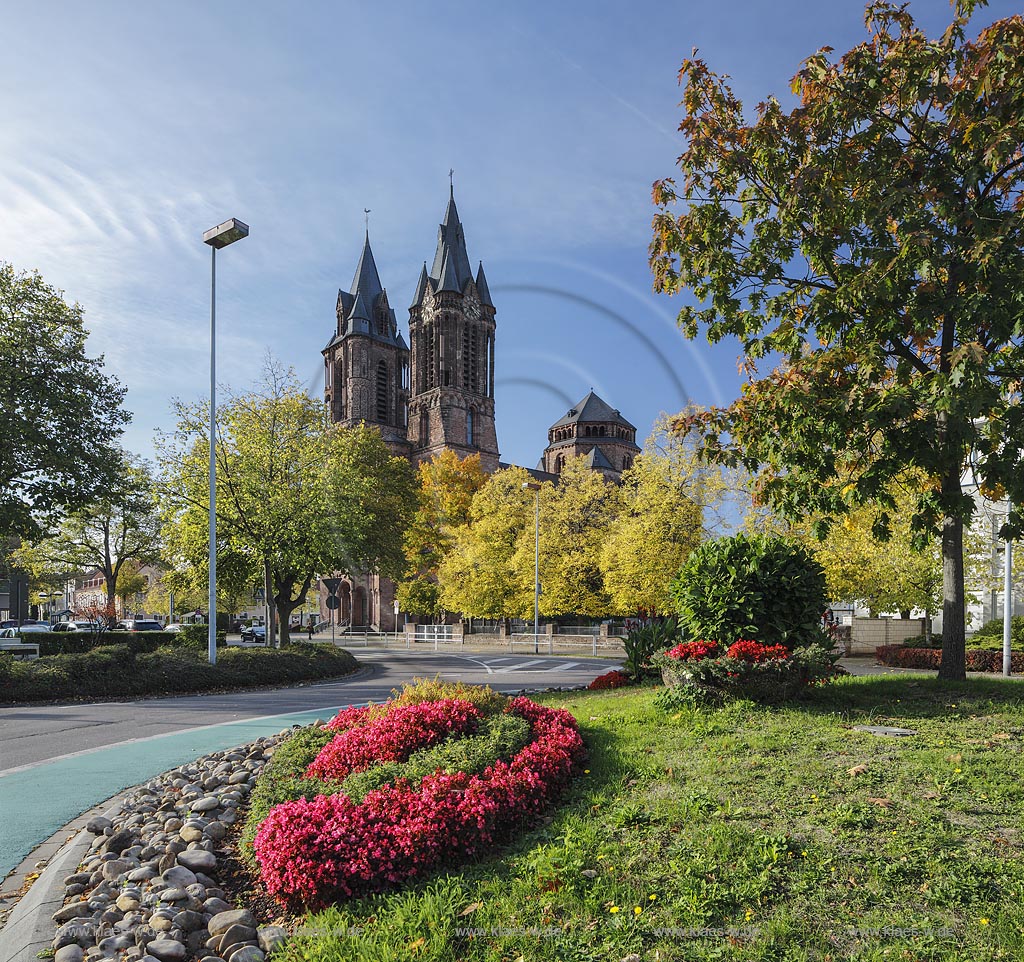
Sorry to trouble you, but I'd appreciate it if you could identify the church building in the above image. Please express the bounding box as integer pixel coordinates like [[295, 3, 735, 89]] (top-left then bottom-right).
[[319, 187, 638, 630]]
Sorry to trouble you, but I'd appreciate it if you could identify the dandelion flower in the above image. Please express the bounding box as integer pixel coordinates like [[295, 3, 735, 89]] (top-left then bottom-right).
[[609, 906, 620, 914], [634, 907, 642, 916]]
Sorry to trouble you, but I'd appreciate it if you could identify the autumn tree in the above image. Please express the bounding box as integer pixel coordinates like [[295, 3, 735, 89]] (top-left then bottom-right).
[[0, 263, 129, 542], [438, 465, 536, 620], [15, 455, 161, 610], [115, 563, 148, 617], [813, 478, 942, 620], [397, 451, 488, 618], [158, 362, 416, 644], [651, 1, 1024, 679], [516, 457, 620, 619], [600, 453, 704, 616]]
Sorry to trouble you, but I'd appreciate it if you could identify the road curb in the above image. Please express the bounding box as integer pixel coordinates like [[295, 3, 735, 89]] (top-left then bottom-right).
[[0, 796, 124, 962]]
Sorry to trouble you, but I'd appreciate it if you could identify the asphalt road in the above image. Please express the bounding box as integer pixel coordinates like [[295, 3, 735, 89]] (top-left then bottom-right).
[[0, 648, 615, 879]]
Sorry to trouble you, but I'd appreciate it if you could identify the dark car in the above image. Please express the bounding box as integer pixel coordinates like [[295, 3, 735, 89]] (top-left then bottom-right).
[[240, 624, 266, 642], [115, 620, 163, 632]]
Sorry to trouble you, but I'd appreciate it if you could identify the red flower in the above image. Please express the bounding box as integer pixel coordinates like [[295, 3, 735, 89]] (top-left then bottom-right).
[[725, 640, 790, 663], [665, 640, 720, 661], [588, 670, 630, 690], [255, 697, 587, 909]]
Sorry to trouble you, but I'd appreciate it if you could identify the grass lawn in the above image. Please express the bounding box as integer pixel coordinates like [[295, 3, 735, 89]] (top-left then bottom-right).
[[273, 675, 1024, 961]]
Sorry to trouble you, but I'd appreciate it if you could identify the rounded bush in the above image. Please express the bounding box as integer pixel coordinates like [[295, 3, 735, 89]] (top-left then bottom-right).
[[669, 533, 827, 649]]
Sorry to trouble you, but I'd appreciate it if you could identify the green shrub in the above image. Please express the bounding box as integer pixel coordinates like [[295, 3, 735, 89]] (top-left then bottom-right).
[[967, 615, 1024, 650], [670, 533, 827, 649], [390, 677, 509, 716], [0, 642, 357, 704], [239, 724, 340, 867], [340, 712, 532, 803], [622, 618, 682, 680], [175, 624, 227, 653], [28, 631, 165, 657]]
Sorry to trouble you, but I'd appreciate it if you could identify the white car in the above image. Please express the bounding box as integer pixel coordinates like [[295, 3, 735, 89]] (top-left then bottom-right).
[[163, 623, 185, 632], [0, 625, 49, 637]]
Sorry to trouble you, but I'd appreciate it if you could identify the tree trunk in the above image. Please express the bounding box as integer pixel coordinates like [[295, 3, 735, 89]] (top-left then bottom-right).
[[275, 594, 297, 646], [900, 609, 911, 620], [938, 507, 967, 681], [264, 560, 277, 648]]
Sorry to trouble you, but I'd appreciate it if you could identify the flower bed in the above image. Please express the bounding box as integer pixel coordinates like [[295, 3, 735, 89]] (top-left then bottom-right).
[[251, 687, 586, 909], [654, 638, 837, 704], [876, 644, 1024, 672]]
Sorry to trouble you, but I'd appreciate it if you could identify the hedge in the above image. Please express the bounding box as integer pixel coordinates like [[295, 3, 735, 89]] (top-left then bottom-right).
[[0, 642, 359, 703], [876, 645, 1024, 672], [23, 631, 168, 657]]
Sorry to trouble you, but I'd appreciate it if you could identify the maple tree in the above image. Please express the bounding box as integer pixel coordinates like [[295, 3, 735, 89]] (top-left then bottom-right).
[[651, 1, 1024, 679]]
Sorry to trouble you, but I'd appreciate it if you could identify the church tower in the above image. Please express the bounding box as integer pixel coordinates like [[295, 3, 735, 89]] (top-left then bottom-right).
[[323, 231, 411, 456], [407, 188, 499, 471]]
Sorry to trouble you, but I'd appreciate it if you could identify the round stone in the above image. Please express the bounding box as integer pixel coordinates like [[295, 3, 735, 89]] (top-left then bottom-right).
[[177, 850, 217, 873], [190, 797, 219, 813], [147, 939, 187, 962]]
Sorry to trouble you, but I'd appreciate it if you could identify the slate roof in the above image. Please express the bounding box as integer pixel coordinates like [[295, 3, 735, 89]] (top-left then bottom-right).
[[328, 231, 403, 348], [549, 390, 637, 431], [421, 187, 492, 303], [584, 446, 616, 471]]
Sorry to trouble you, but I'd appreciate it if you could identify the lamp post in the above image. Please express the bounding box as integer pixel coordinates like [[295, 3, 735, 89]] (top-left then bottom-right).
[[522, 482, 542, 654], [1004, 501, 1013, 677], [202, 217, 249, 665]]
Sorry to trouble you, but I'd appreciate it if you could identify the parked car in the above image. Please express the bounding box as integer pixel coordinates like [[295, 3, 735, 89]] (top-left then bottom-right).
[[115, 620, 164, 632], [0, 625, 49, 637], [240, 624, 266, 642], [0, 619, 38, 629], [163, 623, 185, 632], [51, 621, 102, 632]]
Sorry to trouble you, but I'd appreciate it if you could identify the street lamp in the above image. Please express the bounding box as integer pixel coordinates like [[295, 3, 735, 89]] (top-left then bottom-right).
[[522, 482, 542, 654], [202, 217, 249, 665]]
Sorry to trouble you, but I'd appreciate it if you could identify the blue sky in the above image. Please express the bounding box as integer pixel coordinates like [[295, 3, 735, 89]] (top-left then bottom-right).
[[3, 0, 1018, 470]]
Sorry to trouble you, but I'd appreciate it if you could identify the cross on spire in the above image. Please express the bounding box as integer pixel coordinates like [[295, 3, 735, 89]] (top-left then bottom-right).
[[364, 208, 371, 234], [449, 168, 454, 193]]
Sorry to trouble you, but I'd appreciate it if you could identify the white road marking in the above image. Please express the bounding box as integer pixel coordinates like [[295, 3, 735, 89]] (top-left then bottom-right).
[[548, 662, 582, 671], [494, 660, 548, 673]]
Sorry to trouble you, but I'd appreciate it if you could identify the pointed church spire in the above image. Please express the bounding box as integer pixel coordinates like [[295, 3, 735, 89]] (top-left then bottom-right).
[[349, 230, 384, 302], [430, 183, 473, 291], [437, 248, 461, 293], [410, 262, 429, 309], [475, 261, 493, 307]]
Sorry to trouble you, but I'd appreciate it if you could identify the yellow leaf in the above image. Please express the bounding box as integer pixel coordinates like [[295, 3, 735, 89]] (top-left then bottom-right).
[[459, 902, 482, 917], [847, 764, 869, 776], [868, 797, 892, 808]]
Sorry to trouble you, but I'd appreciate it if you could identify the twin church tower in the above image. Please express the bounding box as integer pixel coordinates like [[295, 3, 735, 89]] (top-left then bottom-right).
[[323, 187, 500, 471], [319, 186, 640, 630]]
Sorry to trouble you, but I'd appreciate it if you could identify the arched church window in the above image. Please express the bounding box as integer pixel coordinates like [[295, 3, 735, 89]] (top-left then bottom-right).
[[420, 409, 429, 447], [376, 360, 388, 422], [467, 409, 474, 447]]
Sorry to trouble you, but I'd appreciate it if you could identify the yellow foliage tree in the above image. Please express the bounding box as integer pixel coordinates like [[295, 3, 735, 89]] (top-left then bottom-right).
[[397, 451, 488, 618]]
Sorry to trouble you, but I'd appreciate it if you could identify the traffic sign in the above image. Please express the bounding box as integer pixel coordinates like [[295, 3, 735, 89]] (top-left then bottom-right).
[[325, 596, 340, 610], [322, 577, 342, 595]]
